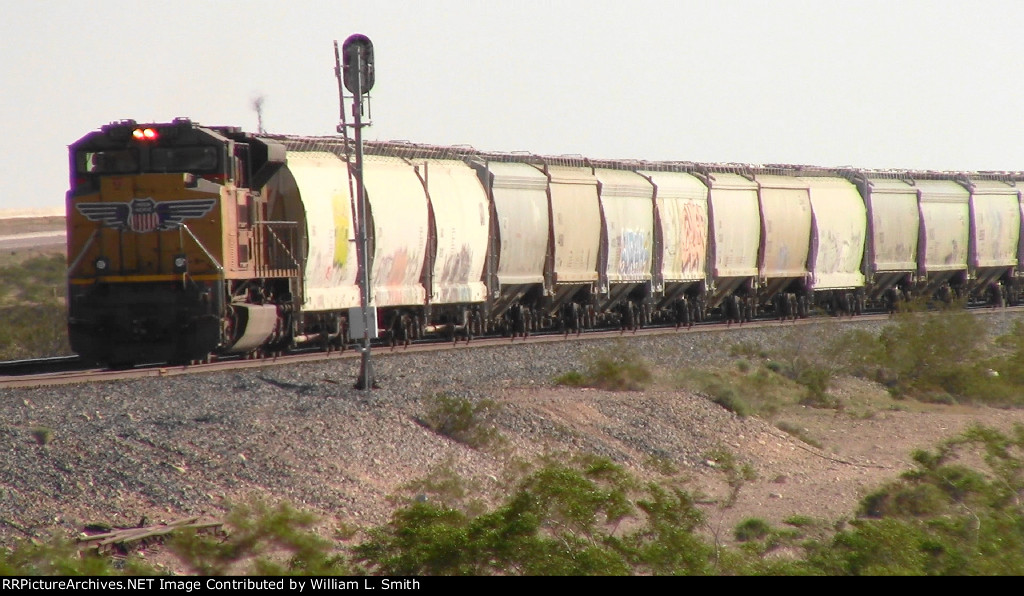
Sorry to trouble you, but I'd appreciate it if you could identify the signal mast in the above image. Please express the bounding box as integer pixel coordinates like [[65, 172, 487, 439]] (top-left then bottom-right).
[[335, 34, 376, 392]]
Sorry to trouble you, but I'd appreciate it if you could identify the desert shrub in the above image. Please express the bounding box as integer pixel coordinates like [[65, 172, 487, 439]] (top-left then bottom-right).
[[357, 454, 726, 576], [30, 426, 54, 446], [829, 329, 882, 377], [775, 421, 822, 449], [399, 459, 474, 509], [587, 347, 652, 391], [738, 329, 840, 410], [704, 448, 756, 508], [167, 498, 350, 576], [555, 344, 652, 391], [729, 341, 767, 359], [992, 321, 1024, 385], [553, 370, 587, 386], [705, 382, 752, 418], [858, 483, 948, 518], [869, 310, 988, 401], [0, 535, 145, 576], [356, 455, 641, 575], [826, 308, 1024, 406], [619, 483, 715, 575], [7, 427, 1024, 575], [796, 366, 836, 408], [783, 515, 817, 528], [0, 499, 348, 576], [417, 393, 504, 449], [734, 518, 772, 542], [676, 363, 804, 418], [812, 424, 1024, 575]]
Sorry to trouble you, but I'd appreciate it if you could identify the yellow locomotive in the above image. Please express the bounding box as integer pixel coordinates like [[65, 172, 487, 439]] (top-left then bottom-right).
[[67, 118, 299, 365]]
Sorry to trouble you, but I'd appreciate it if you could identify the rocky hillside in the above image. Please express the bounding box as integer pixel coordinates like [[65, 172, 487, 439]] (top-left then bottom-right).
[[3, 316, 1024, 555]]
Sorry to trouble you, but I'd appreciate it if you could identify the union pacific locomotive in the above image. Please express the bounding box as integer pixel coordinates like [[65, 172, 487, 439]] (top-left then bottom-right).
[[66, 118, 1024, 365]]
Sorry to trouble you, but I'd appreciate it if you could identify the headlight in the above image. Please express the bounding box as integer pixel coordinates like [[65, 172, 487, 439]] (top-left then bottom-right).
[[173, 254, 188, 273]]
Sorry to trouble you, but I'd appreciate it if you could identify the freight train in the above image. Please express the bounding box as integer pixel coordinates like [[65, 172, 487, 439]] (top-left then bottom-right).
[[65, 118, 1024, 365]]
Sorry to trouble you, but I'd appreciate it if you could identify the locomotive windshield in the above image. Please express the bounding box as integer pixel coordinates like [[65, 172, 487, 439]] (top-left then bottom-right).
[[76, 149, 139, 174], [150, 146, 219, 172], [75, 145, 219, 175]]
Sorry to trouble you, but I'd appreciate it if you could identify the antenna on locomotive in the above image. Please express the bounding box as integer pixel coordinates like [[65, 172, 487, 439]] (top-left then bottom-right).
[[335, 34, 377, 392]]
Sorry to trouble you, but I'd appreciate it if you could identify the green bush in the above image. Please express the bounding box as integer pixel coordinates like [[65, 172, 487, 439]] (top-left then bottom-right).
[[729, 342, 767, 359], [816, 424, 1024, 575], [734, 518, 772, 542], [824, 309, 1024, 406], [355, 455, 720, 576], [167, 498, 350, 576], [675, 367, 796, 419], [0, 535, 143, 576], [706, 383, 752, 418], [861, 310, 987, 401], [417, 393, 504, 449], [588, 348, 652, 391], [554, 370, 587, 387], [796, 367, 836, 408], [554, 344, 652, 392]]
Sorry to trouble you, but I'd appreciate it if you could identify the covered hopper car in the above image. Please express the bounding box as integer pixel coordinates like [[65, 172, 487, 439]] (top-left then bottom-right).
[[65, 119, 1024, 365]]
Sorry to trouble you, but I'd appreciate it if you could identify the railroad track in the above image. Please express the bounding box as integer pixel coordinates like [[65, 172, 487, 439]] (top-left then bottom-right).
[[2, 305, 1019, 390]]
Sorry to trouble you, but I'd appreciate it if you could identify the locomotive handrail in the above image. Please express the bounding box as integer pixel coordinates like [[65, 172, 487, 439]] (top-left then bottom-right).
[[255, 221, 300, 273], [181, 224, 223, 273], [66, 227, 100, 278]]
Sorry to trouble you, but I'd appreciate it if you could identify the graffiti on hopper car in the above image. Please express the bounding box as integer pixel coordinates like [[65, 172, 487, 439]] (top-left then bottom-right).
[[678, 202, 708, 275], [618, 229, 650, 277]]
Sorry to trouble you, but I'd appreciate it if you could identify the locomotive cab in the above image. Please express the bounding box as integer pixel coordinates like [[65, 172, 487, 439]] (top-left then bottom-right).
[[66, 119, 293, 365]]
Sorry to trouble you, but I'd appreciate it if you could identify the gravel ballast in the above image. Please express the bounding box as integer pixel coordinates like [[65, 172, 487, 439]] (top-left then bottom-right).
[[3, 313, 1024, 548]]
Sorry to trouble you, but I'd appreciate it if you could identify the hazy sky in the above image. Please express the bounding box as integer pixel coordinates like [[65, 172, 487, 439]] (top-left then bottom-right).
[[3, 0, 1024, 210]]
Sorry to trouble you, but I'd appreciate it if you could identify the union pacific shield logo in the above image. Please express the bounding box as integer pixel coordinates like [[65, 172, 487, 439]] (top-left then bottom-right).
[[76, 198, 217, 232], [128, 198, 159, 232]]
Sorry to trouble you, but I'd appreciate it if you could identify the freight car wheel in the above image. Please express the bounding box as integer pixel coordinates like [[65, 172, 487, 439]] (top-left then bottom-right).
[[472, 310, 483, 336]]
